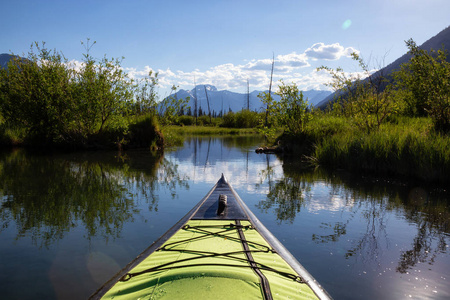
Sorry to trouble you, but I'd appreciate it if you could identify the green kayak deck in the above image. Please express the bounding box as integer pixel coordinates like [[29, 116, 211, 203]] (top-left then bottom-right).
[[89, 175, 331, 300]]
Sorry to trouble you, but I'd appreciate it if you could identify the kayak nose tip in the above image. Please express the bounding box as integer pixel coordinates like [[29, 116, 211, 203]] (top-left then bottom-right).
[[219, 173, 227, 183]]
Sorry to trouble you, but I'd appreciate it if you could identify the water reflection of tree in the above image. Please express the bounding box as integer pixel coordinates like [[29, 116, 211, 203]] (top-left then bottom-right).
[[257, 175, 311, 223], [221, 135, 266, 151], [397, 223, 447, 273], [256, 157, 312, 223], [337, 183, 450, 273], [343, 198, 390, 264], [257, 155, 449, 273], [396, 189, 449, 273], [0, 149, 188, 248]]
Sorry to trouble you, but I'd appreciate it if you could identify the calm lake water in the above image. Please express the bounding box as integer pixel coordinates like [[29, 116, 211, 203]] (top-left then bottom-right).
[[0, 135, 449, 299]]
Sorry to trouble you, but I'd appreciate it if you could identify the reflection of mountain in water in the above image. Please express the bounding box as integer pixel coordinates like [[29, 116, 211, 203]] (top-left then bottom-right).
[[170, 136, 265, 167]]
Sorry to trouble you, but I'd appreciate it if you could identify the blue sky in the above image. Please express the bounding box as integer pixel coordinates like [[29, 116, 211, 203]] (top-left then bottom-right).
[[2, 0, 450, 96]]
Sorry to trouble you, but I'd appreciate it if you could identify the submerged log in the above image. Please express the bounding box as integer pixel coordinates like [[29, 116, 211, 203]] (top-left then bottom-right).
[[255, 145, 283, 154]]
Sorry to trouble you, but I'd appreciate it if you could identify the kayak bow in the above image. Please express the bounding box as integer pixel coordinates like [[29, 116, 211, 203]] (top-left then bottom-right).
[[89, 174, 331, 300]]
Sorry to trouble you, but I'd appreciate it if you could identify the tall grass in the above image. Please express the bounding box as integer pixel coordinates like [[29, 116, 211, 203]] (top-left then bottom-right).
[[0, 126, 26, 146], [305, 116, 450, 182], [127, 114, 163, 150]]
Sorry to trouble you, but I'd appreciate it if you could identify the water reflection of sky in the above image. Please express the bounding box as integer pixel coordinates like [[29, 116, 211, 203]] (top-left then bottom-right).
[[166, 136, 284, 193], [165, 136, 450, 300], [0, 138, 449, 300]]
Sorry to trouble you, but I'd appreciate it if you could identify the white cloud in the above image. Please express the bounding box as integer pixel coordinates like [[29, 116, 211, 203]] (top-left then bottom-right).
[[125, 66, 155, 79], [276, 52, 310, 69], [305, 42, 358, 60], [66, 42, 363, 96], [65, 59, 84, 72], [244, 58, 274, 71], [243, 53, 309, 73]]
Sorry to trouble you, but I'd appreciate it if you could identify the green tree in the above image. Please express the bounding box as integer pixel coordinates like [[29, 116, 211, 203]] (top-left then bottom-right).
[[275, 81, 312, 134], [158, 85, 190, 126], [74, 51, 133, 138], [133, 70, 159, 115], [318, 53, 397, 132], [0, 41, 136, 146], [394, 39, 450, 132], [257, 91, 278, 140], [0, 43, 76, 142]]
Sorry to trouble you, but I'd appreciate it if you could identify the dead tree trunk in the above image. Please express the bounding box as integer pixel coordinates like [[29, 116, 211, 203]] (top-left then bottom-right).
[[265, 53, 274, 127], [204, 85, 212, 124]]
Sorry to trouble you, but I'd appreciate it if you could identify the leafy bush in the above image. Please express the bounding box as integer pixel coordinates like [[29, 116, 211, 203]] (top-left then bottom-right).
[[221, 110, 259, 128], [196, 115, 220, 126], [0, 42, 134, 146], [275, 81, 312, 134], [221, 112, 236, 127], [176, 115, 195, 126], [128, 114, 163, 149], [394, 39, 450, 133], [318, 53, 398, 132]]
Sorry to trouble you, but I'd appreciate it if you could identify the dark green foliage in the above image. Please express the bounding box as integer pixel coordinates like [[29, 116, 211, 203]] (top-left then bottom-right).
[[394, 39, 450, 132], [195, 114, 221, 126], [221, 112, 236, 127], [0, 42, 162, 149], [177, 115, 195, 126], [128, 115, 163, 149], [221, 110, 259, 128], [318, 53, 398, 132], [275, 81, 312, 134], [0, 45, 77, 143]]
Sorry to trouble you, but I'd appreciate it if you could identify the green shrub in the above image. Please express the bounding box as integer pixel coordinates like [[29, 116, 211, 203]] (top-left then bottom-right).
[[0, 42, 134, 147], [394, 39, 450, 133], [220, 110, 259, 128], [128, 115, 163, 149], [177, 115, 195, 126], [221, 112, 236, 127]]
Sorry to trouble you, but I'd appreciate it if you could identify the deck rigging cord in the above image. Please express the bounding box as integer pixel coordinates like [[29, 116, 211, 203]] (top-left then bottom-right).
[[119, 222, 305, 286]]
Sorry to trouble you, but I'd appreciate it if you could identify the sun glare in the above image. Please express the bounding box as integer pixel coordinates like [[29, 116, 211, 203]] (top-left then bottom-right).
[[342, 19, 352, 30]]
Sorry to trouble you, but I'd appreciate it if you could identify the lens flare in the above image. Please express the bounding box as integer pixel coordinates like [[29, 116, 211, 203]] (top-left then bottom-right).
[[342, 19, 352, 30]]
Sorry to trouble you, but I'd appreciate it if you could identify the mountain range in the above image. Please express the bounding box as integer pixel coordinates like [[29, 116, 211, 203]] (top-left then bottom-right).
[[317, 26, 450, 108], [167, 85, 332, 114], [0, 53, 15, 69]]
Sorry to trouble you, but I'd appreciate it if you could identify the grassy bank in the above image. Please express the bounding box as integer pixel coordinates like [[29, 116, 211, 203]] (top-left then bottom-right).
[[281, 116, 450, 183], [0, 114, 163, 151]]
